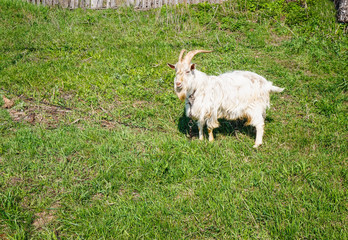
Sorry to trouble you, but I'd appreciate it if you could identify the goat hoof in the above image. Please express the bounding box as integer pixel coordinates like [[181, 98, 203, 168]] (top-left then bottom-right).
[[253, 144, 261, 148]]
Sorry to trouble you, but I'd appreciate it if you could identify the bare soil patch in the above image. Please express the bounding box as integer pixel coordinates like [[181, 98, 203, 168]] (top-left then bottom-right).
[[32, 203, 61, 230], [2, 95, 72, 128]]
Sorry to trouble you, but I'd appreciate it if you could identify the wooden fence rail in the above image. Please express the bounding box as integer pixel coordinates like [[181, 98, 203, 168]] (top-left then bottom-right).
[[26, 0, 224, 9]]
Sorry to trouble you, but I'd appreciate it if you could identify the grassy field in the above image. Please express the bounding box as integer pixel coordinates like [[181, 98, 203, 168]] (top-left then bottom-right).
[[0, 0, 347, 238]]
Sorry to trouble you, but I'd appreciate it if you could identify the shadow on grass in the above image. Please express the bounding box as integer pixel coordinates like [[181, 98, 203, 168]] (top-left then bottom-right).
[[178, 110, 274, 140]]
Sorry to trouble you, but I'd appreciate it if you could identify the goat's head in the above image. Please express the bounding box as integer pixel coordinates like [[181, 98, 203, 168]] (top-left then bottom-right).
[[168, 49, 212, 100]]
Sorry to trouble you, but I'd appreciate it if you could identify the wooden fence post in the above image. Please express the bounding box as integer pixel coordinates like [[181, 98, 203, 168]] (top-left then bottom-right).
[[336, 0, 348, 23]]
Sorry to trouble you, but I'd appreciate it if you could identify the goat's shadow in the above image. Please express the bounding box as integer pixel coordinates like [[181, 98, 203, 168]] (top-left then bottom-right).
[[178, 110, 274, 140]]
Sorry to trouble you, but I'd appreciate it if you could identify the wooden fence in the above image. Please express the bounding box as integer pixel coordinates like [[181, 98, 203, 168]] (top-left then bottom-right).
[[26, 0, 224, 9], [335, 0, 348, 23]]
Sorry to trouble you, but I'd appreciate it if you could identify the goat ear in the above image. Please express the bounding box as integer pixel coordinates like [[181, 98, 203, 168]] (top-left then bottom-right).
[[167, 63, 175, 69], [190, 64, 196, 71]]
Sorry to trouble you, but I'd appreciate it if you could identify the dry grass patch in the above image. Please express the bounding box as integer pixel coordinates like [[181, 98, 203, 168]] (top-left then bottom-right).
[[32, 203, 61, 230]]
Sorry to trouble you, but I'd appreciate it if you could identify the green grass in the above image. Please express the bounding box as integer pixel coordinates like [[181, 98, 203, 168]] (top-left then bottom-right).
[[0, 0, 347, 238]]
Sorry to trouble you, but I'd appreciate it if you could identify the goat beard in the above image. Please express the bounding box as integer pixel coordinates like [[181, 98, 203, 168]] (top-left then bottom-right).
[[175, 87, 186, 102]]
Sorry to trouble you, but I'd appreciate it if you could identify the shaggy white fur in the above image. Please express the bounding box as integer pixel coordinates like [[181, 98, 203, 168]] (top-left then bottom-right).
[[168, 50, 284, 148]]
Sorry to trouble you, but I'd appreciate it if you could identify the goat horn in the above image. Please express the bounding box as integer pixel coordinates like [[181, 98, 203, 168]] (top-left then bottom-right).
[[178, 49, 186, 62], [182, 49, 213, 65]]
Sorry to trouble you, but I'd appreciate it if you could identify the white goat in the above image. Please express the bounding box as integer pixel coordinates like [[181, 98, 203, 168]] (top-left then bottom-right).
[[168, 49, 284, 148]]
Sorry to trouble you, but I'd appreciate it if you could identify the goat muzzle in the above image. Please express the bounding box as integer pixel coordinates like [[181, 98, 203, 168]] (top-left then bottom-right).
[[175, 82, 182, 88]]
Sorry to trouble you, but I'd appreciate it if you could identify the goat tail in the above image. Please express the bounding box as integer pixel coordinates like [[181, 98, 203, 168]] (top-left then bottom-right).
[[270, 85, 284, 93]]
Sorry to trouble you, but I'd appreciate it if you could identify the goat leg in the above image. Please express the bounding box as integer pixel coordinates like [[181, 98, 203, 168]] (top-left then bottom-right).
[[197, 121, 205, 140], [208, 128, 214, 142], [253, 123, 264, 148]]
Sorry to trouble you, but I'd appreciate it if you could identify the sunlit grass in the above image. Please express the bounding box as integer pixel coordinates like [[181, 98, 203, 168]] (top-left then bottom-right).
[[0, 0, 347, 238]]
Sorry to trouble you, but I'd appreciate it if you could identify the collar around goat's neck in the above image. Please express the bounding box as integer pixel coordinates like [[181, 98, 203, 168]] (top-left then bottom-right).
[[188, 90, 196, 106]]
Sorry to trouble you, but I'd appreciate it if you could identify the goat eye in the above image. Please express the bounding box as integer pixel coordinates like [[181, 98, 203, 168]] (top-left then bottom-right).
[[186, 70, 191, 74]]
